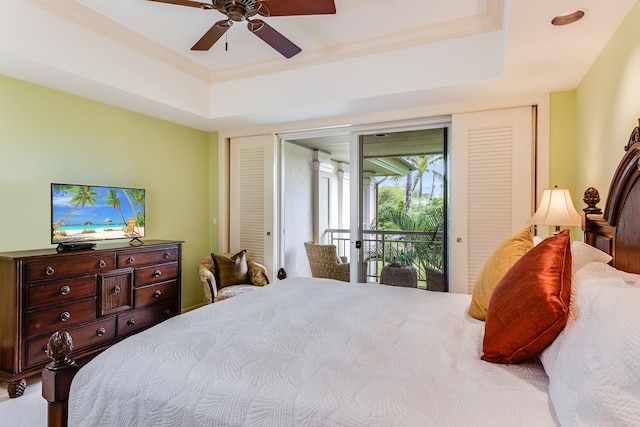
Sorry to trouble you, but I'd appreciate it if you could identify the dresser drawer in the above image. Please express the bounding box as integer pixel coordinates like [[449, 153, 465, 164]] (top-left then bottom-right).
[[25, 317, 116, 367], [117, 302, 178, 336], [27, 298, 96, 338], [135, 280, 179, 308], [99, 268, 133, 316], [134, 262, 178, 287], [27, 275, 96, 309], [27, 255, 116, 281], [117, 247, 178, 268]]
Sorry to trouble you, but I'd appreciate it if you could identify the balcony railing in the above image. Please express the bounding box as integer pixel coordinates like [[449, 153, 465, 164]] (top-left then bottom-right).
[[324, 228, 445, 290]]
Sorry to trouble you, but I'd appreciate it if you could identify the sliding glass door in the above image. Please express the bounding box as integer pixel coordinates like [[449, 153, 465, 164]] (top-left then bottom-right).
[[354, 125, 449, 290], [242, 107, 536, 292]]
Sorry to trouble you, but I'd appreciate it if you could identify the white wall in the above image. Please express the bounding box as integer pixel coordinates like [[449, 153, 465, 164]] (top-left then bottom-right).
[[282, 142, 314, 278], [218, 94, 550, 291]]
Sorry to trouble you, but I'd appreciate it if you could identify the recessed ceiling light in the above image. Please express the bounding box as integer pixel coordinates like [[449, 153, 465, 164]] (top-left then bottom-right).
[[551, 9, 586, 26]]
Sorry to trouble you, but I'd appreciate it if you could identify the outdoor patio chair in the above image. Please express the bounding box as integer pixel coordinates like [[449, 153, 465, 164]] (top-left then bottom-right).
[[304, 241, 350, 282]]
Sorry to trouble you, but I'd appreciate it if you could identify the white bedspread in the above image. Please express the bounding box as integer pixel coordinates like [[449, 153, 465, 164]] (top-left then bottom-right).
[[69, 278, 558, 426]]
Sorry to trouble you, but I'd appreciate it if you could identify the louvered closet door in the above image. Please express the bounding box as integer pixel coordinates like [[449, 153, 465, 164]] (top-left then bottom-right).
[[449, 107, 535, 294], [229, 135, 276, 278]]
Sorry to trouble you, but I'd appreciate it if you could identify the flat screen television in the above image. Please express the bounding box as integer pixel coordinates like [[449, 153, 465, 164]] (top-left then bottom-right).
[[51, 183, 145, 248]]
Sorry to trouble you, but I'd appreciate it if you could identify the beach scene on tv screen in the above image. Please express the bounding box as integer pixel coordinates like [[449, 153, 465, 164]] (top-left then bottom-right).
[[52, 184, 145, 243]]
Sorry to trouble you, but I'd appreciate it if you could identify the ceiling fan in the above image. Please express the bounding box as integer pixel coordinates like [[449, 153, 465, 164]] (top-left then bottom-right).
[[146, 0, 336, 58]]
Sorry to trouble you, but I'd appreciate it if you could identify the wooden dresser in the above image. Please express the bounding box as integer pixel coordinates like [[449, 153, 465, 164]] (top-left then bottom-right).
[[0, 240, 182, 398]]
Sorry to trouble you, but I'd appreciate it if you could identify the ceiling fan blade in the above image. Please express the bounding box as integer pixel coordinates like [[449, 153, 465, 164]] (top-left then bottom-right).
[[192, 20, 232, 51], [248, 20, 301, 58], [256, 0, 336, 17], [146, 0, 214, 9]]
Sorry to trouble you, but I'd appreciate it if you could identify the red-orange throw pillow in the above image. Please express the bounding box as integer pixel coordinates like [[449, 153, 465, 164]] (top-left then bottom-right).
[[481, 229, 572, 364]]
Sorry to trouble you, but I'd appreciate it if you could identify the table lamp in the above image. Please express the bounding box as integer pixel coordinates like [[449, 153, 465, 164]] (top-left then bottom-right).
[[528, 186, 582, 233]]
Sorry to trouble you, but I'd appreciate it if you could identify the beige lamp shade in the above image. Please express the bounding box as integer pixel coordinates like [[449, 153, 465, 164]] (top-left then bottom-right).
[[528, 186, 582, 231]]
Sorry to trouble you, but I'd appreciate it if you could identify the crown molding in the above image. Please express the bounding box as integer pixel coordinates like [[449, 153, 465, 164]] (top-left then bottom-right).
[[30, 0, 503, 85]]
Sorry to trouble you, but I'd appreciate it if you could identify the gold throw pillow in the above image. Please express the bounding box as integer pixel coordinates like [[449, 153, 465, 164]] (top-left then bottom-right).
[[468, 225, 534, 320]]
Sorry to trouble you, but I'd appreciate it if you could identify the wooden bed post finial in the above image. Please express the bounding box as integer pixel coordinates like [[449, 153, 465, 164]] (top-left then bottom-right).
[[42, 331, 80, 427], [46, 331, 74, 368], [625, 118, 640, 151], [583, 187, 602, 215]]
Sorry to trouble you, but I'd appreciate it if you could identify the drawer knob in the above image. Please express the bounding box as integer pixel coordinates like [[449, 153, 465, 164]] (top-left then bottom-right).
[[163, 252, 170, 259], [127, 319, 136, 327], [59, 312, 70, 322], [127, 256, 135, 264], [153, 270, 162, 278], [164, 309, 171, 316], [153, 290, 162, 298], [99, 260, 106, 268], [45, 266, 55, 276], [113, 285, 121, 294], [96, 327, 106, 337], [59, 285, 71, 296]]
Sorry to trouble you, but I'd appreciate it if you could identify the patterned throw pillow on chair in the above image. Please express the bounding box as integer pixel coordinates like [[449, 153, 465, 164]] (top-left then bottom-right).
[[212, 250, 250, 288]]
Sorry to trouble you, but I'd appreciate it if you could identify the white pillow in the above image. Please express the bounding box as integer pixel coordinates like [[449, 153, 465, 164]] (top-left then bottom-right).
[[575, 261, 640, 287], [566, 262, 640, 327], [541, 278, 640, 427], [571, 241, 612, 274]]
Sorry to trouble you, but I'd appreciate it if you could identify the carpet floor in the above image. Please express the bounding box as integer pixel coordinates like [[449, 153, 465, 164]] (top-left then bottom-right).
[[0, 376, 47, 426]]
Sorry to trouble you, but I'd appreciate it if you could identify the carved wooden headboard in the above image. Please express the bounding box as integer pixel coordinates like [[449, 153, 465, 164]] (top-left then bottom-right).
[[584, 119, 640, 274]]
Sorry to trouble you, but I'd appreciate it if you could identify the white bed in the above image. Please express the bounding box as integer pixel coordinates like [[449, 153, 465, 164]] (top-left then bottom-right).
[[68, 277, 557, 426], [44, 121, 640, 426]]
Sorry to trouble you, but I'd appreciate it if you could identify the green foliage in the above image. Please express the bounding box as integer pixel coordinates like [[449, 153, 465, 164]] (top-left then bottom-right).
[[376, 198, 444, 271], [378, 185, 404, 206], [370, 153, 445, 281], [376, 186, 405, 229]]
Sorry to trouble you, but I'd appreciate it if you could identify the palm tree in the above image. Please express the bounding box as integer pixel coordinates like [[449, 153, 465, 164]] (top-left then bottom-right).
[[404, 169, 413, 212], [129, 189, 145, 226], [104, 189, 126, 225], [410, 154, 444, 210], [427, 154, 444, 199], [120, 188, 145, 226], [411, 156, 428, 211], [398, 154, 444, 214], [387, 204, 444, 271], [120, 189, 137, 220], [52, 186, 100, 229]]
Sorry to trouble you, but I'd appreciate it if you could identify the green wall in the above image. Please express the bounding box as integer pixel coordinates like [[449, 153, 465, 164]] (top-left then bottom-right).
[[549, 91, 577, 192], [549, 91, 581, 240], [0, 75, 216, 309], [548, 0, 640, 237], [575, 0, 640, 202], [208, 132, 220, 252]]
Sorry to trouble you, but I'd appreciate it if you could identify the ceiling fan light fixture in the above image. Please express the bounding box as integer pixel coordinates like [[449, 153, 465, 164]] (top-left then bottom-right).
[[228, 8, 246, 21], [146, 0, 335, 57], [551, 9, 586, 26]]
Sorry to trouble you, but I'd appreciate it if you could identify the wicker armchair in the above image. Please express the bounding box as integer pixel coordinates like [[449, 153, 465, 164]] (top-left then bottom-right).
[[198, 252, 269, 304], [304, 241, 350, 282]]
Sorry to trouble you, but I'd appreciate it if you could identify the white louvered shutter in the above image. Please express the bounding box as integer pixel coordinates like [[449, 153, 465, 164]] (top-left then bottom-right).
[[450, 107, 534, 294], [230, 135, 276, 278]]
